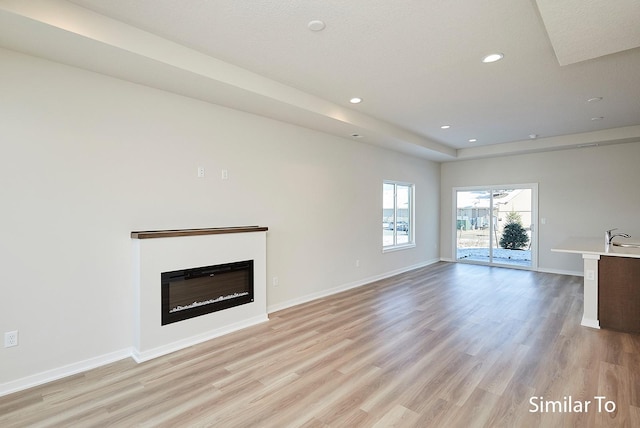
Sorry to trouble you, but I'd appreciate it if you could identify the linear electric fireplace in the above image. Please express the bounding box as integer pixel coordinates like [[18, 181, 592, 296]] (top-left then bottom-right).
[[161, 259, 254, 325], [132, 226, 267, 361]]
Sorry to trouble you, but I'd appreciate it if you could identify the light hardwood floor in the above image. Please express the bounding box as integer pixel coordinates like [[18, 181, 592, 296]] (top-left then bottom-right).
[[2, 262, 639, 427]]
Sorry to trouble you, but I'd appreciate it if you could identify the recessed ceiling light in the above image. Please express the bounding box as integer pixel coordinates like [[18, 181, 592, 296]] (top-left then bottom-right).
[[529, 134, 538, 139], [591, 116, 604, 121], [587, 97, 603, 103], [349, 97, 362, 104], [351, 133, 363, 138], [440, 125, 451, 129], [468, 138, 477, 143], [482, 53, 504, 63], [307, 20, 326, 32]]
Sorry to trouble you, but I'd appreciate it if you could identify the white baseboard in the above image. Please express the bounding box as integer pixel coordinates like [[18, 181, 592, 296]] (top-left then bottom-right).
[[0, 258, 454, 397], [267, 258, 441, 314], [581, 317, 600, 329], [132, 315, 269, 363], [0, 348, 132, 398], [536, 267, 583, 277], [1, 315, 270, 398]]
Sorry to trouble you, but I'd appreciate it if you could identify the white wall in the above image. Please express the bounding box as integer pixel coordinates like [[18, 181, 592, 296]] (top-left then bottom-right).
[[0, 48, 440, 389], [440, 142, 640, 274]]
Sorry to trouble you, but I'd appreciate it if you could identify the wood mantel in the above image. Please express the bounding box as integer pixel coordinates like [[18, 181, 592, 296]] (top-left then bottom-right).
[[131, 226, 268, 239]]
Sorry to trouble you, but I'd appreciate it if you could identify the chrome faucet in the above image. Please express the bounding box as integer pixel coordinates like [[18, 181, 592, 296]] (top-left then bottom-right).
[[606, 228, 631, 245]]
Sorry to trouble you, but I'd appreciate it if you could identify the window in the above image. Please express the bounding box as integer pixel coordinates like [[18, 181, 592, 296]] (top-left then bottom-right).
[[383, 181, 414, 250]]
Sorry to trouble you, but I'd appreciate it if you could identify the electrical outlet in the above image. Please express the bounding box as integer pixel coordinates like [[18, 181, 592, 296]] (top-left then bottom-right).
[[197, 166, 205, 178], [272, 276, 279, 287], [4, 331, 18, 348], [355, 259, 360, 268], [221, 169, 229, 180]]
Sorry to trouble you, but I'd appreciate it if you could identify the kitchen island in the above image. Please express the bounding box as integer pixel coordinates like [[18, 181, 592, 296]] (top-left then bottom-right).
[[552, 237, 640, 332]]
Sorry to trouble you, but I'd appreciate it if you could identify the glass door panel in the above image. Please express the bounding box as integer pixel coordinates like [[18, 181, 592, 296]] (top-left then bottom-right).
[[493, 188, 532, 267], [456, 190, 491, 263]]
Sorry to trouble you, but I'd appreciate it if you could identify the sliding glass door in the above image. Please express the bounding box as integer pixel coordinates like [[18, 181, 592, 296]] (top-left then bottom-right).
[[455, 185, 537, 268]]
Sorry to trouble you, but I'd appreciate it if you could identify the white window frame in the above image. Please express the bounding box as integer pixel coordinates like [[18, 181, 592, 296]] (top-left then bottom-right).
[[383, 180, 415, 252]]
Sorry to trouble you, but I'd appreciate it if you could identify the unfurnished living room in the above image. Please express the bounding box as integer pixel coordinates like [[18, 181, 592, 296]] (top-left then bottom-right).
[[1, 1, 640, 427]]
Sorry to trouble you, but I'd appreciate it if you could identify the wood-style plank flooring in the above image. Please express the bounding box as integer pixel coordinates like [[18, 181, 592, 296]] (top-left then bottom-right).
[[2, 262, 640, 427]]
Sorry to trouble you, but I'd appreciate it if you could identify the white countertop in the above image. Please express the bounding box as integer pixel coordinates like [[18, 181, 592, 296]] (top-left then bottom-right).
[[552, 237, 640, 259]]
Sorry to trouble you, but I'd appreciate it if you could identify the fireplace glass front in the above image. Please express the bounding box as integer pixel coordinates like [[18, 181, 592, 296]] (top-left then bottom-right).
[[161, 260, 254, 325]]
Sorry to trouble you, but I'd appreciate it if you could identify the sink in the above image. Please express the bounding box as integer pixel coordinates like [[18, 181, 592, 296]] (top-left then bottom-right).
[[612, 242, 640, 248]]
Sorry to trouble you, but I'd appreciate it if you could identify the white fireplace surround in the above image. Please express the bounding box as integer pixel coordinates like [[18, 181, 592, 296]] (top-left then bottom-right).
[[131, 227, 268, 362]]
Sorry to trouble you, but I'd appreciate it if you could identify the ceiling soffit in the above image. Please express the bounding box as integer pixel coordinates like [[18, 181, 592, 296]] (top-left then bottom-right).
[[0, 0, 639, 161]]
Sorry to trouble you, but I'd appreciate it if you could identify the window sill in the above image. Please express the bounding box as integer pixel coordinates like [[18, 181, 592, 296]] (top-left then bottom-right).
[[383, 243, 416, 253]]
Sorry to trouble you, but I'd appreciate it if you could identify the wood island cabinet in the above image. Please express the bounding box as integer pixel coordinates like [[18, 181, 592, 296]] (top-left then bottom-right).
[[598, 256, 640, 334]]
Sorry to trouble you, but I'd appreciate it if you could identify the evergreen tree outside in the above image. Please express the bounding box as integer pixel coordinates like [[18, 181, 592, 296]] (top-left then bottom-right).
[[499, 211, 530, 250]]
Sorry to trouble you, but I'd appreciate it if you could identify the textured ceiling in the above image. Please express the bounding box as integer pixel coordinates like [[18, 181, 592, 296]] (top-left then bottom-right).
[[537, 0, 640, 65], [1, 0, 639, 160]]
